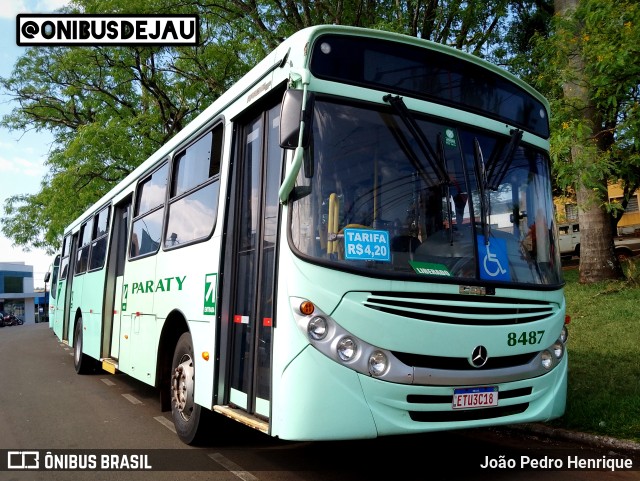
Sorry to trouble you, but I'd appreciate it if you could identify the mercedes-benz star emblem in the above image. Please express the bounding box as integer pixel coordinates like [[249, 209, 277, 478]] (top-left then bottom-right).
[[470, 345, 488, 368]]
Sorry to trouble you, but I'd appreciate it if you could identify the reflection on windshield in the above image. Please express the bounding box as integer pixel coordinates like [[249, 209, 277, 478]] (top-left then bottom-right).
[[290, 99, 562, 286]]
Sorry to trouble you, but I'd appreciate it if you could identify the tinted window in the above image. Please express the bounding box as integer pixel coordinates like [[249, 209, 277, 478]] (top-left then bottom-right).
[[59, 235, 71, 280], [131, 209, 163, 257], [75, 221, 92, 274], [131, 163, 168, 259], [310, 34, 549, 138], [89, 206, 110, 271], [135, 164, 168, 215], [165, 125, 223, 248]]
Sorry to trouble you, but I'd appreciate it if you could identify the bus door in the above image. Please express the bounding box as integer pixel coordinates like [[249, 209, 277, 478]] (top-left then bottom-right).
[[103, 197, 131, 361], [51, 236, 69, 339], [61, 232, 79, 343], [221, 102, 282, 420]]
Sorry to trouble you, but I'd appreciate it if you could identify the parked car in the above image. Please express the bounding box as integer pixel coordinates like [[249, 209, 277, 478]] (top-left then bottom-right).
[[558, 222, 640, 261]]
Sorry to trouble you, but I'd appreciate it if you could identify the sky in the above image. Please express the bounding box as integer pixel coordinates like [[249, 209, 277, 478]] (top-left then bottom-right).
[[0, 0, 69, 288]]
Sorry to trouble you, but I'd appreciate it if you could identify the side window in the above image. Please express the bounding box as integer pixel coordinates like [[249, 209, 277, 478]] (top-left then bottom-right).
[[131, 163, 168, 258], [75, 219, 93, 275], [59, 235, 71, 280], [89, 206, 110, 271], [49, 255, 60, 300], [165, 125, 223, 248]]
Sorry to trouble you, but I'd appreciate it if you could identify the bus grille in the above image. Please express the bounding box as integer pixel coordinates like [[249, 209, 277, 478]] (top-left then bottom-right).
[[364, 291, 556, 326], [392, 351, 537, 370], [408, 404, 529, 422], [407, 387, 532, 422]]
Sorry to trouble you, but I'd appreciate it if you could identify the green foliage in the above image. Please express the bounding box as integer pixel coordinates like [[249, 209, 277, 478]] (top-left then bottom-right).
[[532, 0, 640, 204], [551, 264, 640, 442], [1, 0, 257, 250], [6, 0, 636, 261], [1, 0, 545, 253]]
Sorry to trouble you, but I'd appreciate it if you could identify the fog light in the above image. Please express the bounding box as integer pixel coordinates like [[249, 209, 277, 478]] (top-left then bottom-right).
[[369, 351, 388, 377], [541, 350, 553, 369], [307, 316, 328, 340], [337, 337, 357, 361]]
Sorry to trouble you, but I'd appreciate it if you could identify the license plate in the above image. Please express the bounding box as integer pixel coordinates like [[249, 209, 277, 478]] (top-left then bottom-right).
[[452, 386, 498, 409]]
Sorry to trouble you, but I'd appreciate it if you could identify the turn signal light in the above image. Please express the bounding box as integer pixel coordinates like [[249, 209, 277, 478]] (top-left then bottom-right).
[[300, 300, 315, 315]]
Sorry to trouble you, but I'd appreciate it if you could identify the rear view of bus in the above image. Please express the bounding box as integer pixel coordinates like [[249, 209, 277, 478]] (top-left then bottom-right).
[[272, 27, 567, 440]]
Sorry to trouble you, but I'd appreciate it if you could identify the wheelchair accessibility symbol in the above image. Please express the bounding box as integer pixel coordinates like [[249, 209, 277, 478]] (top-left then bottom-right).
[[477, 236, 511, 281]]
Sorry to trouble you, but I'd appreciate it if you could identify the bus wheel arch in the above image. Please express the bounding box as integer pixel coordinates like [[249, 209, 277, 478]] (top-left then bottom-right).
[[616, 247, 632, 262], [157, 311, 188, 412]]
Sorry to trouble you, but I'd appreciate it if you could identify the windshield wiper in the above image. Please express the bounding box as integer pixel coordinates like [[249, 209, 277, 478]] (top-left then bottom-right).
[[383, 94, 448, 185], [473, 137, 491, 245], [437, 133, 455, 246], [485, 128, 523, 191]]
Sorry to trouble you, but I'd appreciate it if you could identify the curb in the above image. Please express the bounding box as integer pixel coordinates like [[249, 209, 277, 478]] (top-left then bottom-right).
[[505, 423, 640, 454]]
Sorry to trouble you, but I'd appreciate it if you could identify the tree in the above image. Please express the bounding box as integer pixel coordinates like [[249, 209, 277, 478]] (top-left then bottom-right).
[[209, 0, 514, 56], [535, 0, 640, 282], [0, 0, 560, 253], [1, 0, 254, 252]]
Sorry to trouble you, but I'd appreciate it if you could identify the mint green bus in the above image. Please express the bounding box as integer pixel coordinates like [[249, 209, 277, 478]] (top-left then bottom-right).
[[49, 25, 568, 445]]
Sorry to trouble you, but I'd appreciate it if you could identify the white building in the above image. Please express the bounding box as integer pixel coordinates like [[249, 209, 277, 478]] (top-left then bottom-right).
[[0, 262, 36, 324]]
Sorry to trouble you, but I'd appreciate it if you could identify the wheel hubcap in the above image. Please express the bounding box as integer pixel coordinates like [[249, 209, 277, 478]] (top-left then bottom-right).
[[171, 354, 194, 421], [74, 328, 82, 365]]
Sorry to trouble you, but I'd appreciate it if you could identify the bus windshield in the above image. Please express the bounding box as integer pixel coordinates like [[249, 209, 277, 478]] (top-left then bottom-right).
[[290, 98, 563, 286]]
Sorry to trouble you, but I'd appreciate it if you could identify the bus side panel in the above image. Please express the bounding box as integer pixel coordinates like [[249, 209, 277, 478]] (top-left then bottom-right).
[[274, 346, 377, 440], [118, 255, 158, 385], [154, 240, 221, 408]]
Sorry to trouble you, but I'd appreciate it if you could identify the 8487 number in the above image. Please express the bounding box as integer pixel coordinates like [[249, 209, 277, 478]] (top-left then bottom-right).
[[507, 330, 545, 346]]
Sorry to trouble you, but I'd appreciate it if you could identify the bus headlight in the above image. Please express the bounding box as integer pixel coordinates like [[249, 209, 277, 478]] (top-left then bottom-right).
[[307, 316, 328, 340], [559, 326, 568, 344], [552, 340, 564, 359], [369, 351, 388, 376], [337, 337, 357, 361], [292, 297, 411, 382], [541, 350, 553, 370]]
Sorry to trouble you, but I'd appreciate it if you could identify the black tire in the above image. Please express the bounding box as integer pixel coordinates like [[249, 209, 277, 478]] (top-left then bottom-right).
[[616, 248, 632, 262], [73, 318, 98, 374], [170, 332, 211, 445]]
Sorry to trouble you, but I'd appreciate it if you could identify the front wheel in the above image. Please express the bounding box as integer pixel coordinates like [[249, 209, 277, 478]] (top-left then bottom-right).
[[170, 332, 211, 445], [616, 249, 631, 262], [73, 318, 98, 374]]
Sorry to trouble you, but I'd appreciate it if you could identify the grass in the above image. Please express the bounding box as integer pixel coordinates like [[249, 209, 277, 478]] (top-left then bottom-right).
[[545, 259, 640, 444]]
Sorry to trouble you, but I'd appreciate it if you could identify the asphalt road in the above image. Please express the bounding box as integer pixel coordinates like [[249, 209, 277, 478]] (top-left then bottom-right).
[[1, 323, 638, 481]]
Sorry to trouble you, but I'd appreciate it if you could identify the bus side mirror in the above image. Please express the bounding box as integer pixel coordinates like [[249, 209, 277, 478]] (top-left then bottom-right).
[[279, 89, 314, 149]]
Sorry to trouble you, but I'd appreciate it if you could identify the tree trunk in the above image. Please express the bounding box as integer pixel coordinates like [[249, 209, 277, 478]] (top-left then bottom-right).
[[576, 184, 623, 282], [555, 0, 624, 283]]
